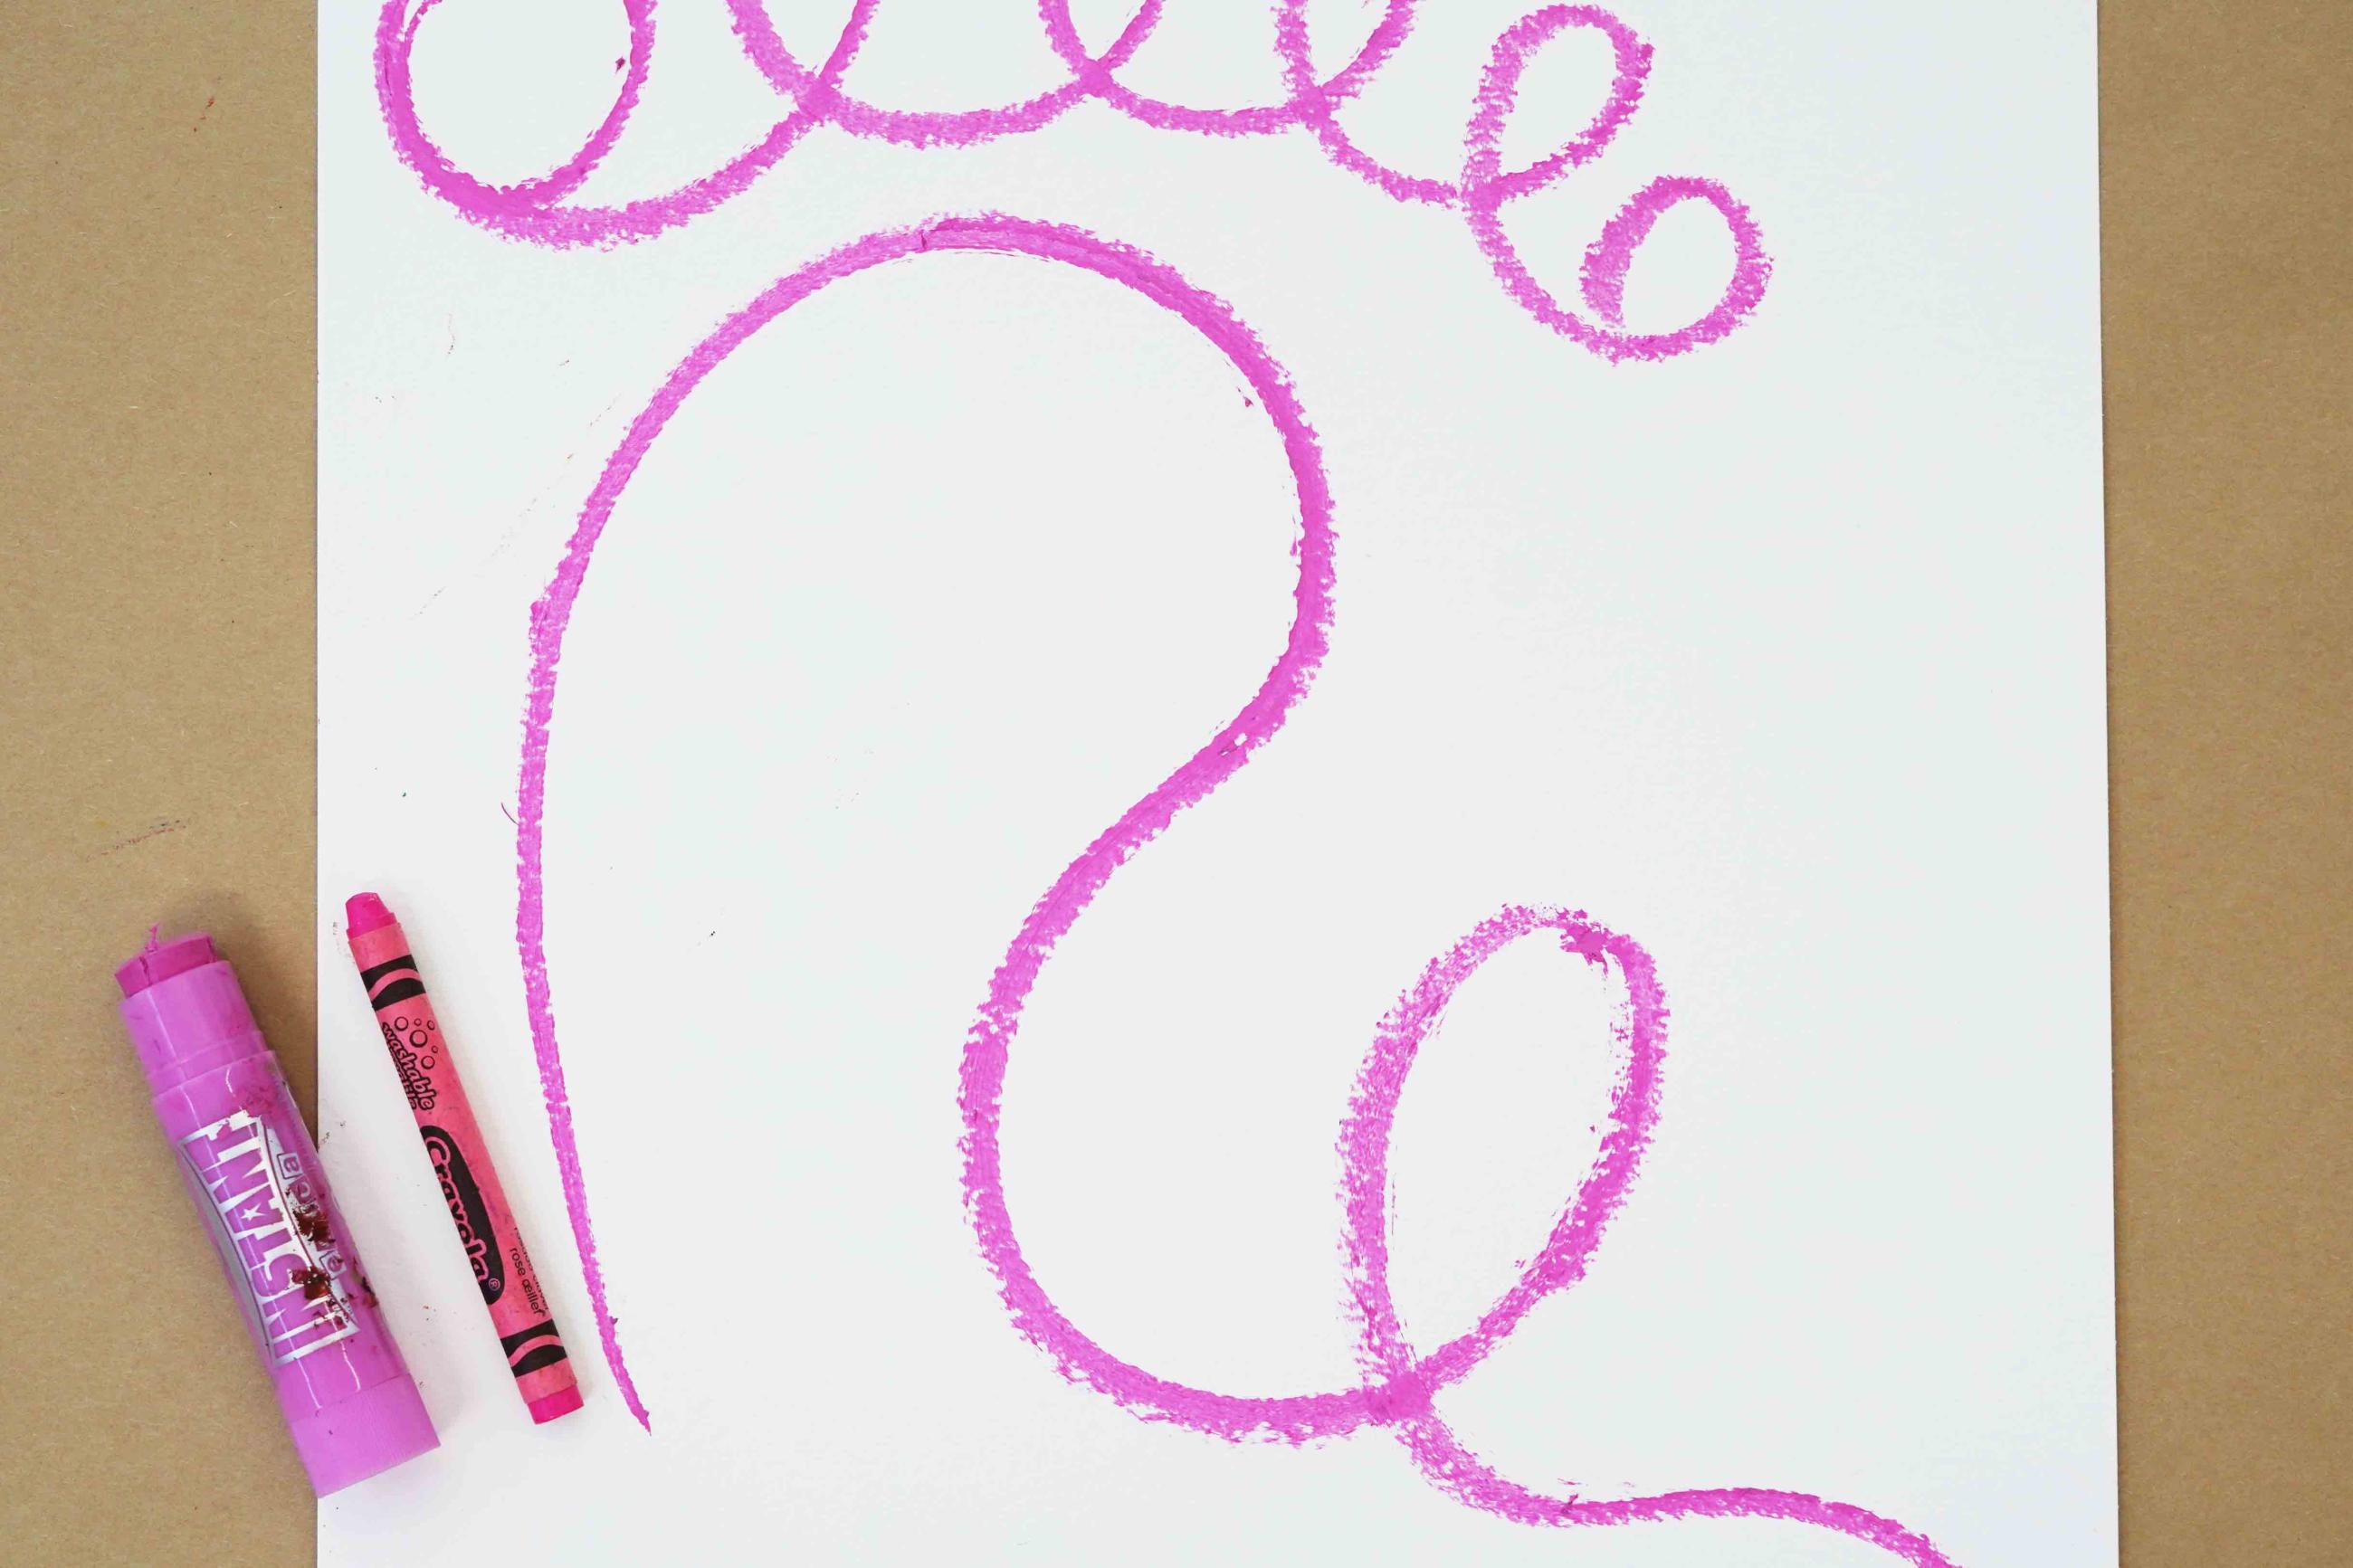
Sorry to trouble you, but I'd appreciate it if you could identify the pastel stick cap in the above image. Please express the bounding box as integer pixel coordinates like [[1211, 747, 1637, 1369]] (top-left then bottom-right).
[[289, 1372, 440, 1496], [115, 930, 266, 1096], [115, 930, 219, 996]]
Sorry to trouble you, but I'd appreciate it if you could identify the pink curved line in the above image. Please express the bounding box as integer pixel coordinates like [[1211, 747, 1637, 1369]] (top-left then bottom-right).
[[1031, 0, 1411, 136], [725, 0, 1094, 148], [515, 214, 1949, 1563], [373, 0, 1769, 358], [376, 0, 833, 245], [1335, 909, 1663, 1398], [375, 0, 652, 212], [1267, 0, 1460, 206], [516, 214, 1328, 1434], [959, 905, 1676, 1444], [1451, 9, 1770, 361], [1465, 171, 1773, 363], [1460, 5, 1653, 205]]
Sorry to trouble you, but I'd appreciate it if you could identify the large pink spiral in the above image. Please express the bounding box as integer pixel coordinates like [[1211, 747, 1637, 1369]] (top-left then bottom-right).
[[505, 213, 1948, 1563]]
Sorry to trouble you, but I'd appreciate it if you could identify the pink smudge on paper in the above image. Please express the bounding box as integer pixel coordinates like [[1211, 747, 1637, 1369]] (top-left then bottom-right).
[[510, 214, 1948, 1563], [375, 0, 1770, 361]]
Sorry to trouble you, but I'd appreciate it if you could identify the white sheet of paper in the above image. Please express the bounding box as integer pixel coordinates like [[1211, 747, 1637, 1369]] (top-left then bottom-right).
[[320, 3, 2112, 1563]]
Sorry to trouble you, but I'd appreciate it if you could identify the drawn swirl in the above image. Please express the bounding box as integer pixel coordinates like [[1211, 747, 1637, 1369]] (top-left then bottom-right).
[[511, 214, 1951, 1563], [376, 0, 1771, 362]]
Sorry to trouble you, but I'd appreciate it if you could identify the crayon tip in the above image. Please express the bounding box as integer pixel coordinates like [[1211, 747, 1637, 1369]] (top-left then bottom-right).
[[346, 892, 396, 936], [528, 1385, 584, 1424]]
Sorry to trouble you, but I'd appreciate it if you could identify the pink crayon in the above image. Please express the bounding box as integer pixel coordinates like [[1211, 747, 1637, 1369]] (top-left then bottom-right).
[[346, 893, 582, 1424], [116, 929, 438, 1495]]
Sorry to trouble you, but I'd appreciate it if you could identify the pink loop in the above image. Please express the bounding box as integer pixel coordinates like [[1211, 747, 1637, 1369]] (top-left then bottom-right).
[[376, 0, 832, 244], [376, 0, 653, 215], [1337, 908, 1665, 1395], [1583, 174, 1770, 330], [1468, 171, 1770, 362], [1461, 5, 1652, 205], [375, 0, 1771, 362], [1454, 8, 1767, 358]]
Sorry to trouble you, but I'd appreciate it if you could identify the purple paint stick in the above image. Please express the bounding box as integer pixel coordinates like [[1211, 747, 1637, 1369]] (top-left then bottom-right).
[[118, 929, 437, 1494]]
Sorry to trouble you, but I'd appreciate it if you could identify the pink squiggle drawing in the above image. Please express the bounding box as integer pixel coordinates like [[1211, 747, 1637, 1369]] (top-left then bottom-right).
[[515, 213, 1950, 1563], [376, 0, 1768, 362]]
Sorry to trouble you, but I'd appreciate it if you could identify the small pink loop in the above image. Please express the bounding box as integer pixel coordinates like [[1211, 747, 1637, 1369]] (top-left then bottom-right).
[[1338, 908, 1666, 1394], [1583, 175, 1771, 336], [1450, 8, 1767, 358], [1469, 173, 1769, 362], [376, 0, 835, 244], [1462, 5, 1652, 206], [376, 0, 654, 215]]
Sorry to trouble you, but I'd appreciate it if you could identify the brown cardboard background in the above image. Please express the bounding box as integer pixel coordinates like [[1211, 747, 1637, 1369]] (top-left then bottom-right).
[[2, 1, 2345, 1562], [3, 2, 319, 1562]]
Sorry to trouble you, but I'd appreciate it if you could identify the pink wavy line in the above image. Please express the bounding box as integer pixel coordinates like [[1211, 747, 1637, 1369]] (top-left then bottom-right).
[[375, 0, 1769, 360], [511, 214, 1949, 1563]]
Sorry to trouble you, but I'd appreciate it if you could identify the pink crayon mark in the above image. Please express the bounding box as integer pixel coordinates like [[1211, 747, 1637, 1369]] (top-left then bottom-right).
[[1451, 5, 1772, 362], [1459, 6, 1650, 205], [514, 213, 1316, 1435], [1031, 0, 1412, 138], [513, 214, 1950, 1563], [374, 0, 1768, 358]]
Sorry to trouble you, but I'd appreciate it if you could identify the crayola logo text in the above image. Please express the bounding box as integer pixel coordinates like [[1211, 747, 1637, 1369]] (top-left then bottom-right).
[[421, 1125, 502, 1305]]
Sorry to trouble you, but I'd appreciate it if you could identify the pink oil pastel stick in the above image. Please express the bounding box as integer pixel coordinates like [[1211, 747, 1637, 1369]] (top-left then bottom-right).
[[116, 929, 438, 1495], [346, 892, 582, 1424]]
